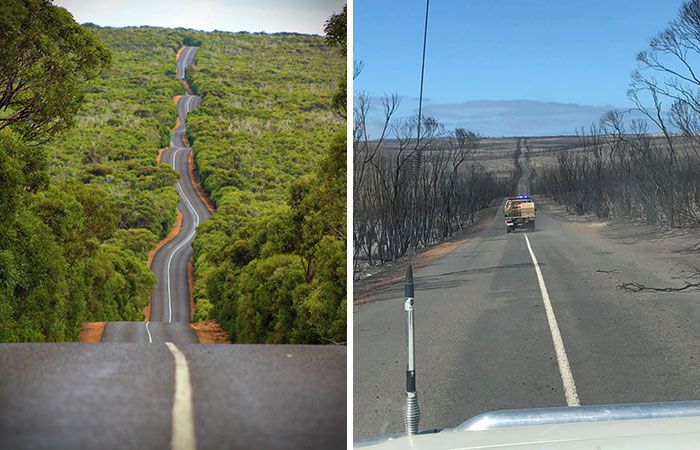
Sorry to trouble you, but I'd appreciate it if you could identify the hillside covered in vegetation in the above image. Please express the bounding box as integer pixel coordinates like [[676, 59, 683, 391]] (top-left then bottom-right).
[[182, 21, 346, 344], [0, 3, 195, 341], [1, 0, 346, 344]]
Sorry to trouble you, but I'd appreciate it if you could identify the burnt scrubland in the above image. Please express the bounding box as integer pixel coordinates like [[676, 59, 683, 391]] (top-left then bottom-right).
[[183, 14, 347, 343], [353, 95, 514, 275], [532, 0, 700, 230]]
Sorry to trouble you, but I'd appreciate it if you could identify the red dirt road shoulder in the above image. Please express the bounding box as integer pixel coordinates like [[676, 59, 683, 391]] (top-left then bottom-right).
[[147, 208, 183, 270], [190, 321, 231, 344], [187, 149, 216, 214], [188, 256, 195, 321], [79, 322, 105, 342], [181, 79, 193, 95]]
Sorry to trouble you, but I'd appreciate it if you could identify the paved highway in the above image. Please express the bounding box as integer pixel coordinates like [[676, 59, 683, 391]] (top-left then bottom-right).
[[177, 46, 197, 80], [353, 139, 700, 439], [0, 343, 346, 449], [103, 47, 206, 343], [0, 46, 346, 448]]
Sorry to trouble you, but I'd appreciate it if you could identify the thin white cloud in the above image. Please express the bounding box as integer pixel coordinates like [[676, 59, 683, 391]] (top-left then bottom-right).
[[360, 97, 653, 138]]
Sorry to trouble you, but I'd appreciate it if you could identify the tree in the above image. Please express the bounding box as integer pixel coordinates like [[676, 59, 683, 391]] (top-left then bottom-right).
[[629, 0, 700, 159], [324, 5, 347, 117], [352, 103, 508, 271], [0, 0, 111, 141], [323, 5, 347, 55]]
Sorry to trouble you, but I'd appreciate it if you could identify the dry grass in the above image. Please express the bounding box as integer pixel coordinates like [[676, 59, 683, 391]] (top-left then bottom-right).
[[524, 135, 700, 170], [372, 137, 518, 178]]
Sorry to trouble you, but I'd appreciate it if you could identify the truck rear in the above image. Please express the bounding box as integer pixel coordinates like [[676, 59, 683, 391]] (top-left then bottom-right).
[[504, 196, 535, 233]]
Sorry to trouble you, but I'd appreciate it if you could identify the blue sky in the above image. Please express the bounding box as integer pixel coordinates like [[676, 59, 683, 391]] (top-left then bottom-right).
[[355, 0, 686, 136], [54, 0, 344, 35]]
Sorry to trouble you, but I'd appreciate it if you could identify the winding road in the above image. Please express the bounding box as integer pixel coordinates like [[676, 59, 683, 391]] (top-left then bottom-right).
[[0, 46, 347, 449], [103, 47, 207, 343], [354, 139, 700, 439]]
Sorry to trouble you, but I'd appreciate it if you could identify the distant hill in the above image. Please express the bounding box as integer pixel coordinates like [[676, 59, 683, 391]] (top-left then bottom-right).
[[178, 29, 346, 344], [1, 20, 345, 343]]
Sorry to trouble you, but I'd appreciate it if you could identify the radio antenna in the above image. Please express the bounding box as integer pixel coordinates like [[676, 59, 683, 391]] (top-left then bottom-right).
[[404, 0, 429, 436]]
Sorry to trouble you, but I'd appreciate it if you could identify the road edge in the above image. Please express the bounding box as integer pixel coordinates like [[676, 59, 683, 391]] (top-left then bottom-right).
[[144, 207, 183, 320], [186, 148, 216, 214], [187, 256, 195, 321], [354, 201, 499, 305], [147, 207, 183, 270]]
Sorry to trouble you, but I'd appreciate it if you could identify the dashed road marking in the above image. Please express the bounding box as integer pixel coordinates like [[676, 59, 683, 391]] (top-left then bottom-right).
[[524, 233, 580, 406], [165, 342, 196, 450]]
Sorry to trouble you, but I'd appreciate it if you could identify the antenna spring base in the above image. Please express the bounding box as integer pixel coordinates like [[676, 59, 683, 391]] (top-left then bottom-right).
[[404, 392, 420, 435]]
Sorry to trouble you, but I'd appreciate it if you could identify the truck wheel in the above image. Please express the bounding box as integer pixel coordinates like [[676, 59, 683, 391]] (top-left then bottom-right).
[[530, 221, 535, 231]]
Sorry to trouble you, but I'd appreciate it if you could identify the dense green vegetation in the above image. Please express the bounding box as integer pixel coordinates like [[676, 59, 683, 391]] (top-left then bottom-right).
[[185, 17, 347, 343], [1, 0, 346, 343], [49, 26, 187, 240], [0, 0, 194, 341], [1, 0, 111, 140]]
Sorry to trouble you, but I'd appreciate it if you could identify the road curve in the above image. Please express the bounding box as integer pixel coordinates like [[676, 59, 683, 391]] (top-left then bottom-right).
[[354, 165, 700, 439], [177, 46, 197, 80], [0, 46, 347, 449], [103, 47, 206, 343]]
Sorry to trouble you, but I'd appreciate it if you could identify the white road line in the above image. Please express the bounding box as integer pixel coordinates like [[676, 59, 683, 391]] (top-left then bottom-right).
[[179, 47, 193, 79], [145, 321, 153, 343], [187, 47, 194, 68], [179, 48, 186, 77], [165, 342, 196, 450], [164, 149, 201, 322], [178, 47, 188, 78], [524, 234, 580, 407]]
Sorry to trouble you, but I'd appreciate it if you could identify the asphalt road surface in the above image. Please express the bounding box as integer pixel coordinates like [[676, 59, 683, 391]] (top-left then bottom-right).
[[353, 139, 700, 439], [0, 343, 346, 449], [0, 46, 346, 448], [103, 47, 206, 343], [516, 139, 530, 195], [177, 46, 197, 80]]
